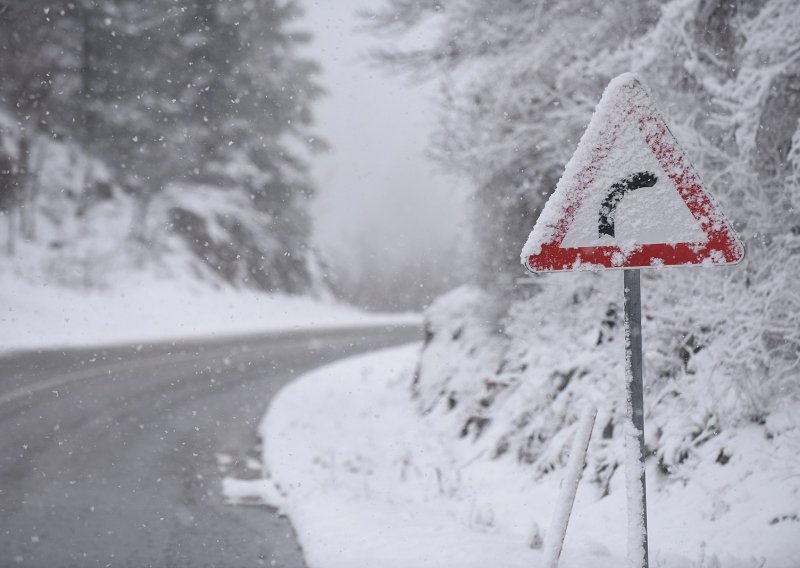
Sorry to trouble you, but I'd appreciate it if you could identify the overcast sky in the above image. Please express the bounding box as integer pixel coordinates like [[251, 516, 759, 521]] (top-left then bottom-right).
[[299, 1, 468, 286]]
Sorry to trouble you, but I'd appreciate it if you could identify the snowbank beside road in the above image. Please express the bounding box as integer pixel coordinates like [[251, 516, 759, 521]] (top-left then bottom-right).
[[255, 344, 542, 568], [243, 343, 800, 568], [0, 275, 419, 352]]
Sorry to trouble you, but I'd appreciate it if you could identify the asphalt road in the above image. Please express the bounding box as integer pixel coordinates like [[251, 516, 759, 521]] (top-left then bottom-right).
[[0, 324, 420, 568]]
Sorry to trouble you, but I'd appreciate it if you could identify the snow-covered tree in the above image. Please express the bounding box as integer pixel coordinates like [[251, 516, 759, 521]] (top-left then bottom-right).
[[0, 0, 324, 292], [370, 0, 800, 496]]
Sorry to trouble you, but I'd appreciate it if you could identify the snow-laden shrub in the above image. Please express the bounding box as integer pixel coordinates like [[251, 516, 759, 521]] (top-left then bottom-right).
[[149, 183, 322, 294], [417, 281, 622, 487], [417, 253, 800, 492]]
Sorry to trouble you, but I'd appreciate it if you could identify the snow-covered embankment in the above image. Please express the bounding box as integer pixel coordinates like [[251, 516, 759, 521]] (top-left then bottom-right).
[[230, 327, 800, 568]]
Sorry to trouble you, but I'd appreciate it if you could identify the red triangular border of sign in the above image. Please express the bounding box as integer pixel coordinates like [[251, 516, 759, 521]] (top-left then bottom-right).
[[523, 74, 745, 273]]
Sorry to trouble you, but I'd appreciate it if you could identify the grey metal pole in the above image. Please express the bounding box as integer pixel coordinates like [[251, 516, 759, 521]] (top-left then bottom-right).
[[624, 269, 649, 568]]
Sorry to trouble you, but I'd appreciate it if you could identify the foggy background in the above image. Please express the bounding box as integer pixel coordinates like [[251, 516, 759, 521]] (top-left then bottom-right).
[[0, 0, 469, 313], [303, 0, 468, 311]]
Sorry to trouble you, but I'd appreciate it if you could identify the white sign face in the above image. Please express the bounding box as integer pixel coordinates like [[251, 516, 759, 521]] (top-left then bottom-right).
[[520, 73, 745, 272], [559, 115, 707, 253]]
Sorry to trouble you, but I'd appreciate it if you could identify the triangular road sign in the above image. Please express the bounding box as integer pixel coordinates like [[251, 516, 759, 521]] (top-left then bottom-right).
[[521, 73, 745, 273]]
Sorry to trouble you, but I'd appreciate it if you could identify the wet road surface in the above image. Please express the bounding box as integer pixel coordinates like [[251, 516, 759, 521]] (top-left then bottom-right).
[[0, 324, 420, 567]]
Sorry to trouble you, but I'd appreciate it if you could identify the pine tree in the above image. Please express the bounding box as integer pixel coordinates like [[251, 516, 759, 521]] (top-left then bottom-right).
[[0, 0, 324, 292]]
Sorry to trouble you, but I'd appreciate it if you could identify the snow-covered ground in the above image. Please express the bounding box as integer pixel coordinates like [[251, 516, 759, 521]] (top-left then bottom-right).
[[0, 275, 419, 352], [229, 343, 800, 568]]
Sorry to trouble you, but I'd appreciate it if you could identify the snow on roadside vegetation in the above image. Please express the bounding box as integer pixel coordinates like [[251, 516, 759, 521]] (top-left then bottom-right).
[[236, 282, 800, 568], [0, 274, 419, 352], [410, 280, 800, 566]]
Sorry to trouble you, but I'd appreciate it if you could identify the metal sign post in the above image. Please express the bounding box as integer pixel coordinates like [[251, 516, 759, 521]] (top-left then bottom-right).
[[624, 269, 648, 568]]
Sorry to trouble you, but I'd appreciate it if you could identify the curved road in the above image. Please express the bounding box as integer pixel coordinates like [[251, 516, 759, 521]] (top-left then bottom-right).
[[0, 324, 420, 568]]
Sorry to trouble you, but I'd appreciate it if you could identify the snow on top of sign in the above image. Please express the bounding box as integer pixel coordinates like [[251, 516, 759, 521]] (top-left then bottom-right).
[[521, 73, 644, 261], [519, 72, 738, 270]]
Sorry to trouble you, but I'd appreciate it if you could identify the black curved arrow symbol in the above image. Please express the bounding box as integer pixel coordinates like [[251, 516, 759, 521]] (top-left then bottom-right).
[[598, 171, 658, 238]]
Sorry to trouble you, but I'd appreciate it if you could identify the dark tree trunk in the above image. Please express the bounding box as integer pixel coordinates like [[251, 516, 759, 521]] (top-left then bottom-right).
[[6, 202, 15, 256], [21, 137, 44, 241], [16, 135, 33, 241]]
